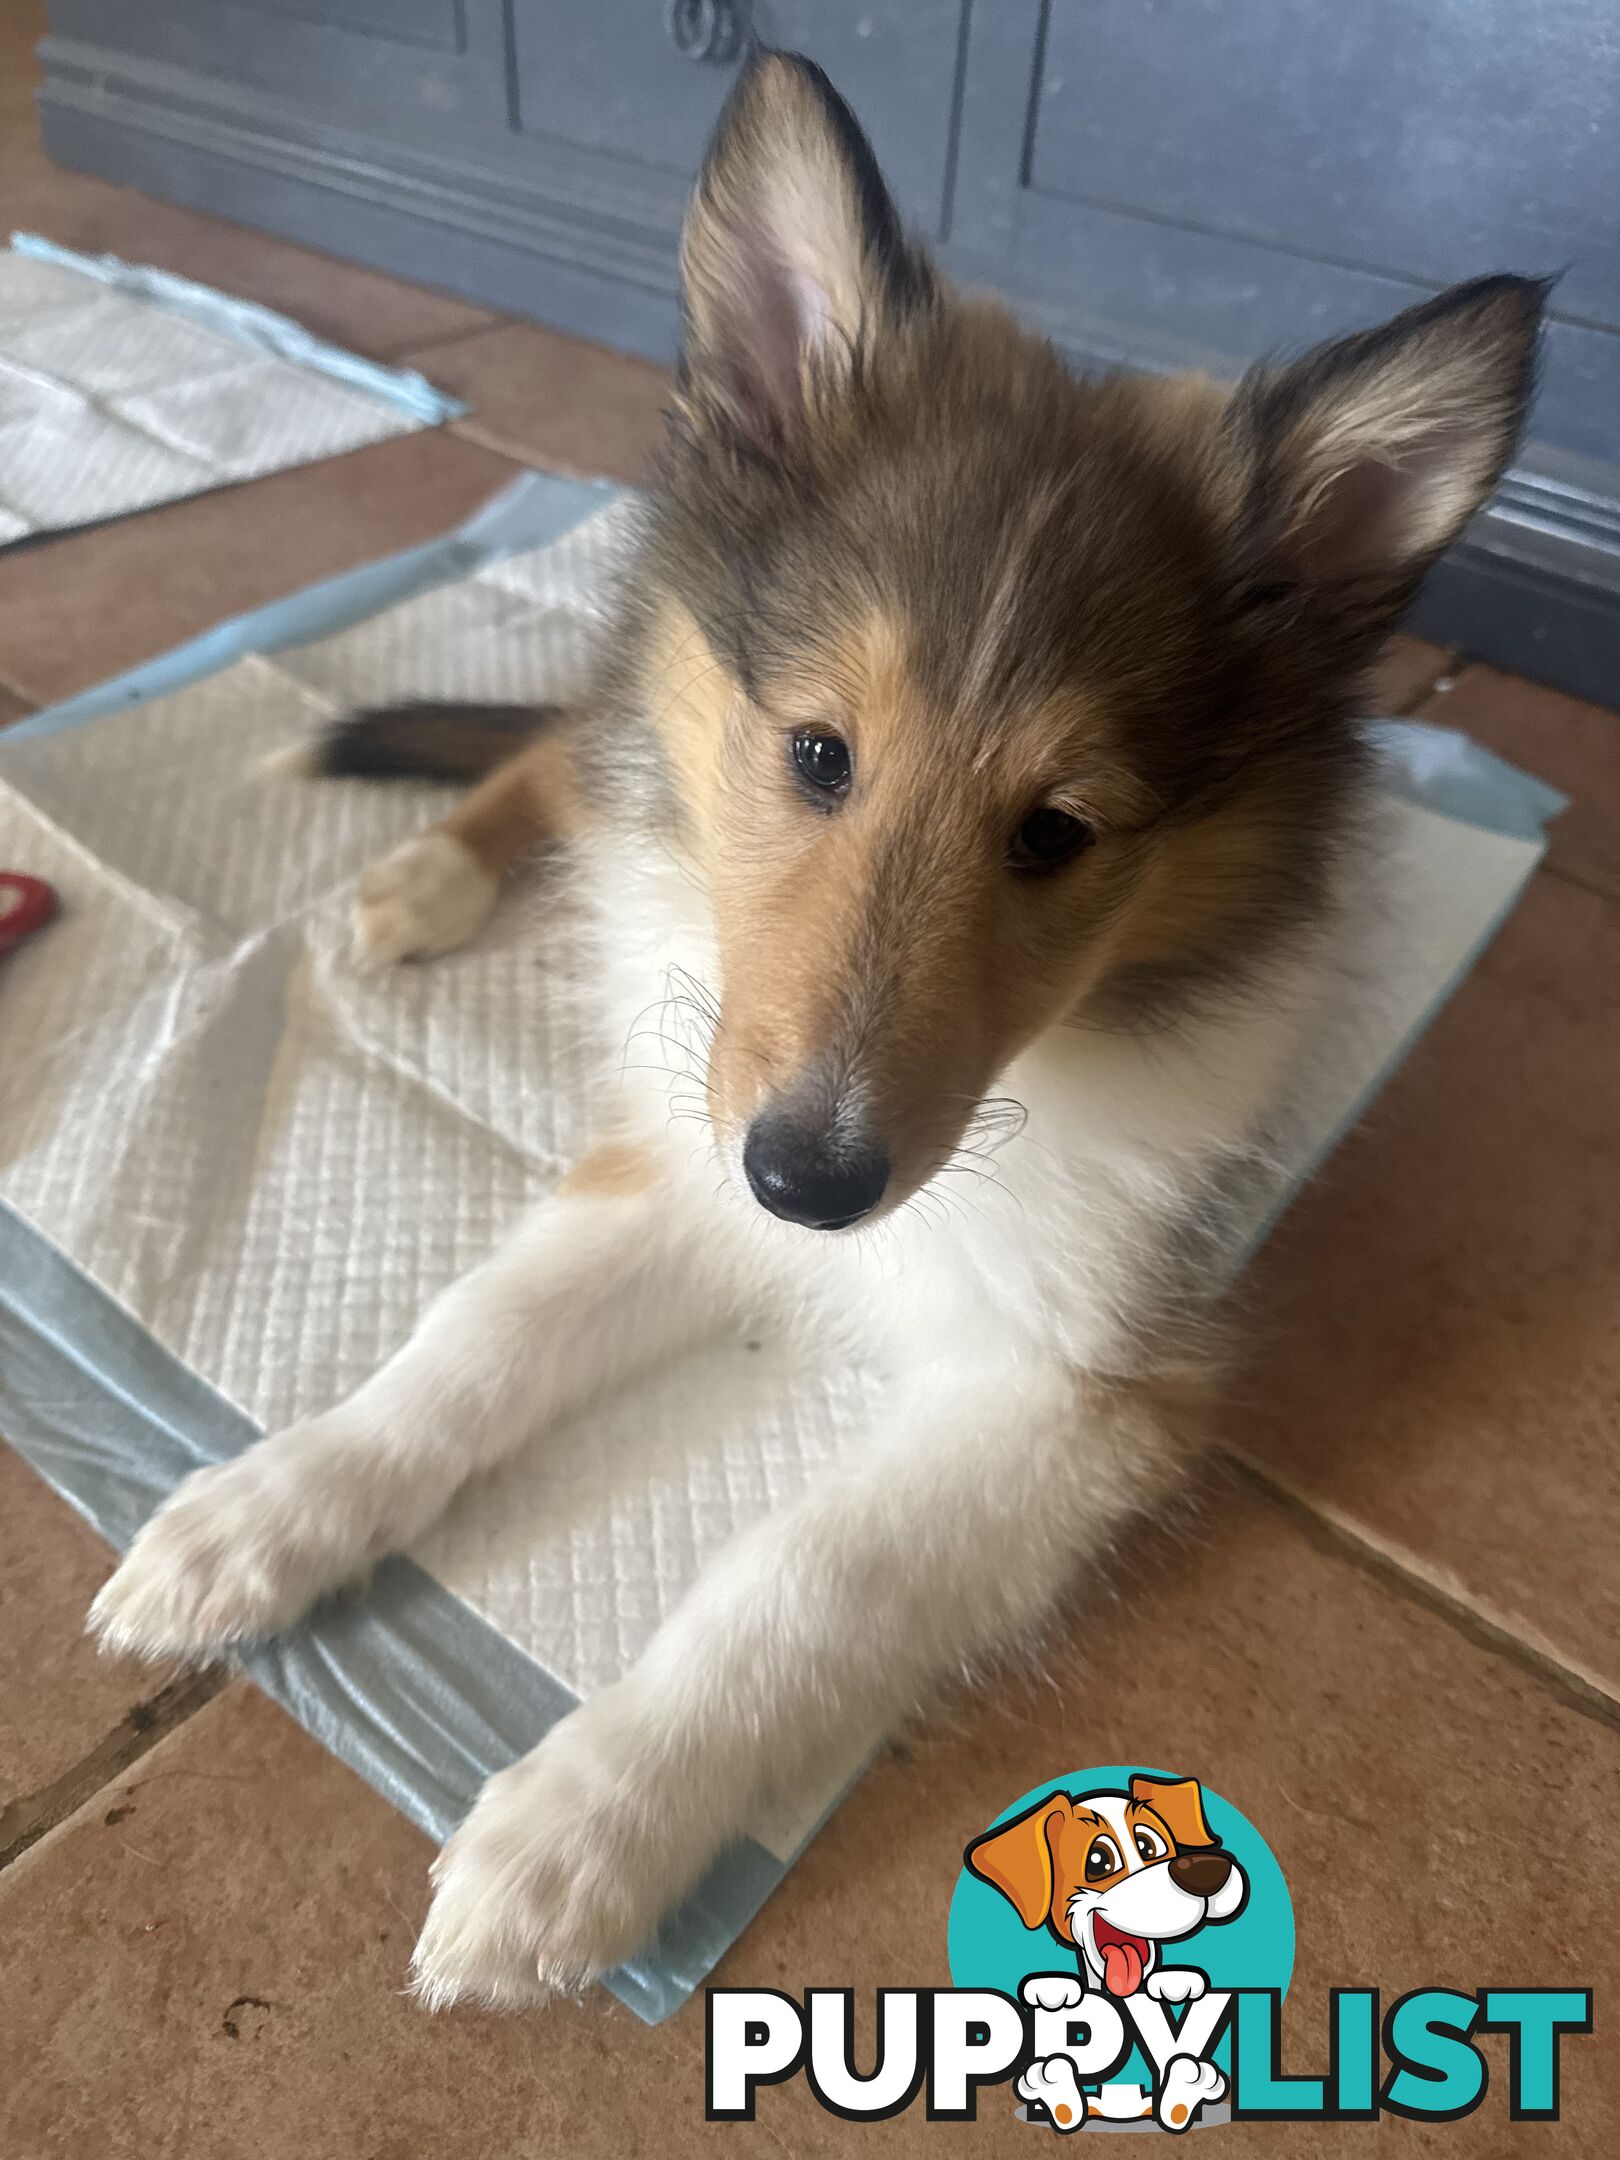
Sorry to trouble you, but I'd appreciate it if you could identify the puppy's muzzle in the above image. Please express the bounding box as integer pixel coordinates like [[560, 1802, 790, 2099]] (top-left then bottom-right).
[[1168, 1851, 1234, 1898]]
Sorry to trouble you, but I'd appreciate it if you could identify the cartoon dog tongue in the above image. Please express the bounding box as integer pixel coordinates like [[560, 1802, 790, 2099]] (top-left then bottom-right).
[[1100, 1935, 1145, 1997]]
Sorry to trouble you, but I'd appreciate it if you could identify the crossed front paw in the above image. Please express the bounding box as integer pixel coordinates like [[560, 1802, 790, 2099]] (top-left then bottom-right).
[[411, 1690, 689, 2012]]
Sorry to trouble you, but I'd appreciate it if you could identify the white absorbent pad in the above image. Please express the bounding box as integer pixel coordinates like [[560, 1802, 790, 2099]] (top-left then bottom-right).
[[0, 233, 462, 545], [0, 474, 1565, 2022]]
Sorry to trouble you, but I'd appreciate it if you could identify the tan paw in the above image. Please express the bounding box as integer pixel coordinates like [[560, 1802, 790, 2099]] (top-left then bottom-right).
[[351, 832, 497, 970]]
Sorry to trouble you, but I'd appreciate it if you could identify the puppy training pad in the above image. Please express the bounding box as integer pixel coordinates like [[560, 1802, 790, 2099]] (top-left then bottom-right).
[[0, 474, 1565, 2021], [0, 234, 462, 545]]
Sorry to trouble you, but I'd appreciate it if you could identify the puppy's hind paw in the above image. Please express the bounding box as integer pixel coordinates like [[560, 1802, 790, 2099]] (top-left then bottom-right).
[[351, 831, 497, 971], [1156, 2054, 1225, 2133], [1017, 2056, 1091, 2132]]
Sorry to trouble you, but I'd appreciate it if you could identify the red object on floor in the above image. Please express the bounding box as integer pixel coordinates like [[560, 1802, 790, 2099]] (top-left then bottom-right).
[[0, 873, 57, 955]]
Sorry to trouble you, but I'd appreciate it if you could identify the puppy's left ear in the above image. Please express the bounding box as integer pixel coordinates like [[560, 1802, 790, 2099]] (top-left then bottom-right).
[[1228, 273, 1547, 620], [1131, 1773, 1218, 1852], [677, 50, 935, 456], [965, 1794, 1072, 1930]]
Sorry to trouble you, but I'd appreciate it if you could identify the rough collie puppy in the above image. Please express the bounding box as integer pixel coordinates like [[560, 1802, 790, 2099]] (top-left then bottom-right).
[[92, 53, 1543, 2007]]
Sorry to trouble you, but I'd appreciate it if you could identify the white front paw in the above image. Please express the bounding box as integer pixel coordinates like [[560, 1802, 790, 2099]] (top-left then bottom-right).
[[88, 1423, 374, 1660], [1022, 1973, 1087, 2012], [351, 831, 497, 970], [1017, 2056, 1090, 2132], [1156, 2054, 1225, 2132], [411, 1688, 701, 2011], [1146, 1966, 1207, 2005]]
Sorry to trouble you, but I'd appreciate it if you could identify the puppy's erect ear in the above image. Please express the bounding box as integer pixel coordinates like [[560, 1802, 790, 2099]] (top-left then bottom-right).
[[965, 1794, 1073, 1929], [1228, 274, 1546, 608], [678, 50, 934, 455], [1130, 1774, 1218, 1852]]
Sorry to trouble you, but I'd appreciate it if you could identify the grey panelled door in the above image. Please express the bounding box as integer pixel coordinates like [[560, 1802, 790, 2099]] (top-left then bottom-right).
[[33, 0, 1620, 691], [950, 0, 1620, 470], [510, 2, 971, 239]]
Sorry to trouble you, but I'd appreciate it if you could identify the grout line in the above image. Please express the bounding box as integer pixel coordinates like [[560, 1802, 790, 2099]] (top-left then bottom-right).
[[1226, 1453, 1620, 1736], [1538, 855, 1620, 905], [0, 666, 38, 716], [0, 1666, 228, 1874], [391, 316, 510, 366], [445, 415, 646, 489]]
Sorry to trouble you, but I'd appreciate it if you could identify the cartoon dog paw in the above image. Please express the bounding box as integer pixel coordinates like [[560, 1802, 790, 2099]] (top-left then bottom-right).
[[1145, 1967, 1208, 2005], [1021, 1973, 1087, 2013], [1017, 2055, 1090, 2132], [1156, 2054, 1226, 2133]]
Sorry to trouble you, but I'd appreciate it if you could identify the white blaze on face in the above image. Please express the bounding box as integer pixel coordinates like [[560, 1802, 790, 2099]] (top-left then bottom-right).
[[1064, 1792, 1211, 1999]]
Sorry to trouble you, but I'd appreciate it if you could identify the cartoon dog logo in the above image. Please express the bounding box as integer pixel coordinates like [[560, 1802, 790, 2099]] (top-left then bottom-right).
[[965, 1773, 1248, 2132]]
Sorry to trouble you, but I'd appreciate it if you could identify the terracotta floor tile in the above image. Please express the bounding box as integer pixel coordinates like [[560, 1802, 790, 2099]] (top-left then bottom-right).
[[0, 1686, 788, 2160], [0, 430, 521, 706], [414, 322, 672, 485], [0, 1447, 154, 1813], [733, 1484, 1619, 2155], [1, 1485, 1611, 2155], [1235, 868, 1620, 1700], [1370, 633, 1456, 716], [0, 1, 46, 144], [1423, 665, 1620, 897]]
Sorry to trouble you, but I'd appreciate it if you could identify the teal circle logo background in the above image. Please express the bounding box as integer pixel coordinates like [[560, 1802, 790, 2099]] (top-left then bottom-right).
[[948, 1768, 1294, 2081]]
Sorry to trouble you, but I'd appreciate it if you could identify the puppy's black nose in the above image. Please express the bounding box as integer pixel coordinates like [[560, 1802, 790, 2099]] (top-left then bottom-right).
[[1169, 1851, 1233, 1898], [743, 1109, 890, 1230]]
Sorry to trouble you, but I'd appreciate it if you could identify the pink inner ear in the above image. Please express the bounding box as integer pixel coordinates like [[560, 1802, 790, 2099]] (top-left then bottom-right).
[[1290, 455, 1413, 584], [714, 241, 835, 452], [1288, 429, 1468, 586]]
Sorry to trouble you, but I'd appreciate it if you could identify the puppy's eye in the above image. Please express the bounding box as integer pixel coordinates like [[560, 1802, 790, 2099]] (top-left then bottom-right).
[[1134, 1827, 1167, 1862], [1010, 806, 1095, 872], [792, 729, 852, 797], [1084, 1835, 1122, 1881]]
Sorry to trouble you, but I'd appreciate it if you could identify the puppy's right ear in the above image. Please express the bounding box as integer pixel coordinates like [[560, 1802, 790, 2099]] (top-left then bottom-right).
[[965, 1794, 1073, 1930], [1225, 273, 1546, 623], [677, 50, 934, 456]]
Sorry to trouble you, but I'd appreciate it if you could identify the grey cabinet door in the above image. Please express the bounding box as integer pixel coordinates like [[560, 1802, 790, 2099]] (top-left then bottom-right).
[[949, 0, 1620, 470], [47, 0, 511, 143], [238, 0, 465, 47], [509, 1, 970, 240]]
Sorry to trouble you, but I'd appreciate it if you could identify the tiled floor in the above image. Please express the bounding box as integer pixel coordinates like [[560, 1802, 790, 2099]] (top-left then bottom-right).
[[2, 6, 1616, 2154]]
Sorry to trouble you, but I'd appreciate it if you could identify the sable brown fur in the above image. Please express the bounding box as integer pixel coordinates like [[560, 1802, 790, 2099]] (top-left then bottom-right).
[[328, 53, 1544, 1086]]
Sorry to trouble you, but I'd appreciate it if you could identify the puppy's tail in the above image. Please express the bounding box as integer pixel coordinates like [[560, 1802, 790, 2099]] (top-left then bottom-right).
[[259, 701, 561, 785]]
